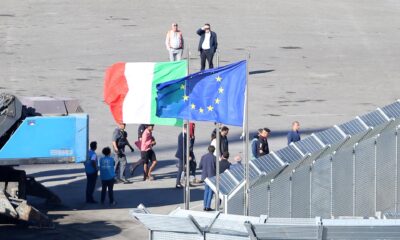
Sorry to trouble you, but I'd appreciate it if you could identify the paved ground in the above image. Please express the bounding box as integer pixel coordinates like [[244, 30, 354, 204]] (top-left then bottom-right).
[[1, 0, 399, 239]]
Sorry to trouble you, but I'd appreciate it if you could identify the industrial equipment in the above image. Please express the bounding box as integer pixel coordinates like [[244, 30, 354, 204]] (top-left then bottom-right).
[[0, 93, 88, 227]]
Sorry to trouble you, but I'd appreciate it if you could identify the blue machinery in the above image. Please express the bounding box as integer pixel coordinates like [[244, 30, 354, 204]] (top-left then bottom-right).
[[0, 115, 87, 164], [0, 93, 88, 226]]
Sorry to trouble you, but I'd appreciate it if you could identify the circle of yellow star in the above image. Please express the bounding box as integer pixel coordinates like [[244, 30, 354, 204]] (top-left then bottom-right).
[[207, 105, 214, 111], [191, 103, 196, 109], [216, 76, 222, 82], [183, 95, 189, 101], [199, 108, 204, 113], [218, 87, 224, 93], [215, 98, 220, 104]]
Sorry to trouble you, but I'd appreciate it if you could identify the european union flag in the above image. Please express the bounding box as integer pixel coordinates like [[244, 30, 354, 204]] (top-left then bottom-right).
[[156, 60, 246, 126]]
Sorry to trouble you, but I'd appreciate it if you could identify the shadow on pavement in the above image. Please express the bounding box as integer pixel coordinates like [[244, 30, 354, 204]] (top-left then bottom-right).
[[26, 158, 203, 211], [0, 220, 122, 240]]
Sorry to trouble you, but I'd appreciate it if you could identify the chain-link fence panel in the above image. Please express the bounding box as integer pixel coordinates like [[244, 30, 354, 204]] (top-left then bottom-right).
[[269, 174, 291, 218], [249, 181, 269, 217], [291, 164, 311, 218], [376, 129, 397, 213], [311, 155, 332, 218], [397, 127, 400, 211], [332, 146, 354, 217], [354, 137, 376, 217], [227, 186, 244, 215]]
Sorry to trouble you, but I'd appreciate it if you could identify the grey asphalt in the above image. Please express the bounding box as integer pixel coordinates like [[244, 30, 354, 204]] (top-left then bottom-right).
[[1, 0, 399, 239]]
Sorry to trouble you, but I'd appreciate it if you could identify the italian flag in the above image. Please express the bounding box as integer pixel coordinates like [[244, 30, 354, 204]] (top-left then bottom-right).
[[104, 60, 187, 126]]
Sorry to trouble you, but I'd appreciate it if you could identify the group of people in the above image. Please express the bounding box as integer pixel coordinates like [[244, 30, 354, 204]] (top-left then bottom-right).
[[84, 123, 158, 205], [175, 124, 232, 211], [196, 121, 301, 211], [165, 22, 218, 70], [84, 141, 116, 205], [82, 21, 302, 208], [83, 120, 301, 210]]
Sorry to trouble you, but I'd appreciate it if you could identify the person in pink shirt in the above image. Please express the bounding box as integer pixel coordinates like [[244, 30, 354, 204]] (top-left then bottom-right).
[[141, 124, 157, 180]]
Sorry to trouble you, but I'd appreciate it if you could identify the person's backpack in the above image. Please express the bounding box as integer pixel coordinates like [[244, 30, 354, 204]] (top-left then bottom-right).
[[116, 130, 128, 149], [138, 124, 146, 139]]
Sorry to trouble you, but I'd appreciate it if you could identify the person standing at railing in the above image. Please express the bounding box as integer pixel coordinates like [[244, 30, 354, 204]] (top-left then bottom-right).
[[250, 129, 262, 160], [287, 121, 301, 145], [257, 128, 271, 156]]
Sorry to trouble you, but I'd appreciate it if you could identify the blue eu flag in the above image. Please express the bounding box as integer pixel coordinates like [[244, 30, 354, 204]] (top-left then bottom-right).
[[156, 60, 246, 126]]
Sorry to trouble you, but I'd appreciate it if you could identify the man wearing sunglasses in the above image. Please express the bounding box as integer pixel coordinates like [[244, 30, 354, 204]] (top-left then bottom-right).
[[197, 23, 218, 70], [165, 23, 184, 61]]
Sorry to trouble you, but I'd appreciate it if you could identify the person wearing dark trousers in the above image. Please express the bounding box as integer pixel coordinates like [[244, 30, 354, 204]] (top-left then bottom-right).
[[199, 145, 216, 211], [112, 123, 134, 183], [219, 126, 229, 156], [99, 147, 116, 206], [85, 141, 98, 203], [189, 122, 195, 151], [140, 124, 157, 181], [189, 155, 197, 183], [175, 125, 195, 188], [197, 23, 218, 70]]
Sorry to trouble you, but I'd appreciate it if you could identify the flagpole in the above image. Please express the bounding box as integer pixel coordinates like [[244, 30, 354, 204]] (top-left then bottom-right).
[[184, 46, 191, 210], [182, 123, 186, 206], [215, 51, 221, 211], [185, 120, 190, 210], [244, 51, 250, 216]]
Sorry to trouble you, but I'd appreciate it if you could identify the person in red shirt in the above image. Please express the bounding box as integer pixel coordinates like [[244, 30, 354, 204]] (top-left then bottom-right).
[[140, 124, 157, 180]]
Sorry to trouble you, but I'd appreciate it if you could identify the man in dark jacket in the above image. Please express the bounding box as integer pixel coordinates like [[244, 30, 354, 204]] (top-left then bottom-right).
[[220, 126, 229, 156], [257, 128, 271, 157], [197, 23, 218, 70], [219, 151, 231, 174], [112, 123, 134, 183], [211, 126, 229, 157], [175, 125, 195, 188], [199, 145, 216, 211]]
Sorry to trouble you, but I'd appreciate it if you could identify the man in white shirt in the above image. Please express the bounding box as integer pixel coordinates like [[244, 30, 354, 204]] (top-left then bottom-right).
[[196, 23, 218, 70], [165, 23, 184, 61]]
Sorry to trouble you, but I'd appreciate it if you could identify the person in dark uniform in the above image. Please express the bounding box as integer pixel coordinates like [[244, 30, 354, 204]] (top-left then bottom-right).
[[112, 123, 134, 183], [257, 128, 271, 157], [175, 125, 196, 188], [85, 141, 98, 203]]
